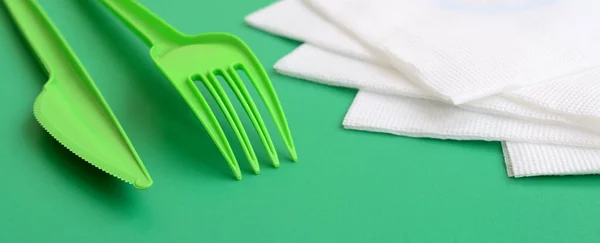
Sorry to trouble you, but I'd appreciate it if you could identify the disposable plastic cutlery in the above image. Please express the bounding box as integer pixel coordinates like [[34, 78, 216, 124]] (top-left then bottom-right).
[[100, 0, 297, 179], [5, 0, 153, 189]]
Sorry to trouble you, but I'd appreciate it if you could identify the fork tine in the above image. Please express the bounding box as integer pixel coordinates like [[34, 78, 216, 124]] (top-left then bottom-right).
[[184, 76, 242, 179], [235, 63, 298, 161], [199, 70, 260, 174], [225, 65, 280, 168]]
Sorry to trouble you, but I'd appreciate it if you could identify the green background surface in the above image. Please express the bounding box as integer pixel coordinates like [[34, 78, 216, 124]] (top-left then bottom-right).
[[1, 0, 600, 242]]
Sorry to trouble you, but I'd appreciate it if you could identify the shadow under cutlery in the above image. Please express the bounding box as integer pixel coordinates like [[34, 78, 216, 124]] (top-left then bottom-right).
[[23, 115, 141, 216]]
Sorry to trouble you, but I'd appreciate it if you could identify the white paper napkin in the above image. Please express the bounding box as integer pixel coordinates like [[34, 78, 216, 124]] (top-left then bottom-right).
[[503, 142, 600, 177], [275, 44, 594, 132], [304, 0, 600, 104], [341, 91, 600, 148], [245, 0, 600, 177], [344, 91, 600, 177], [271, 44, 600, 176], [246, 0, 600, 130]]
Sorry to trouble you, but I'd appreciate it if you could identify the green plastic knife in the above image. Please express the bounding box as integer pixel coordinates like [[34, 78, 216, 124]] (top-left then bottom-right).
[[5, 0, 153, 189]]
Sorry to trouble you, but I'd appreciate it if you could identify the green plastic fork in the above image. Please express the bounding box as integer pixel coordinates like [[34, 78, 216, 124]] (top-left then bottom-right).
[[100, 0, 297, 179], [5, 0, 153, 189]]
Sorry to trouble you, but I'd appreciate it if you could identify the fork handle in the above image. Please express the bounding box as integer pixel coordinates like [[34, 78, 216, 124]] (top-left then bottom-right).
[[99, 0, 184, 47]]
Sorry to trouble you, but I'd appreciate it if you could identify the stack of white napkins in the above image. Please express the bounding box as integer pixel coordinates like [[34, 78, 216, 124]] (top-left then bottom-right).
[[246, 0, 600, 177]]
